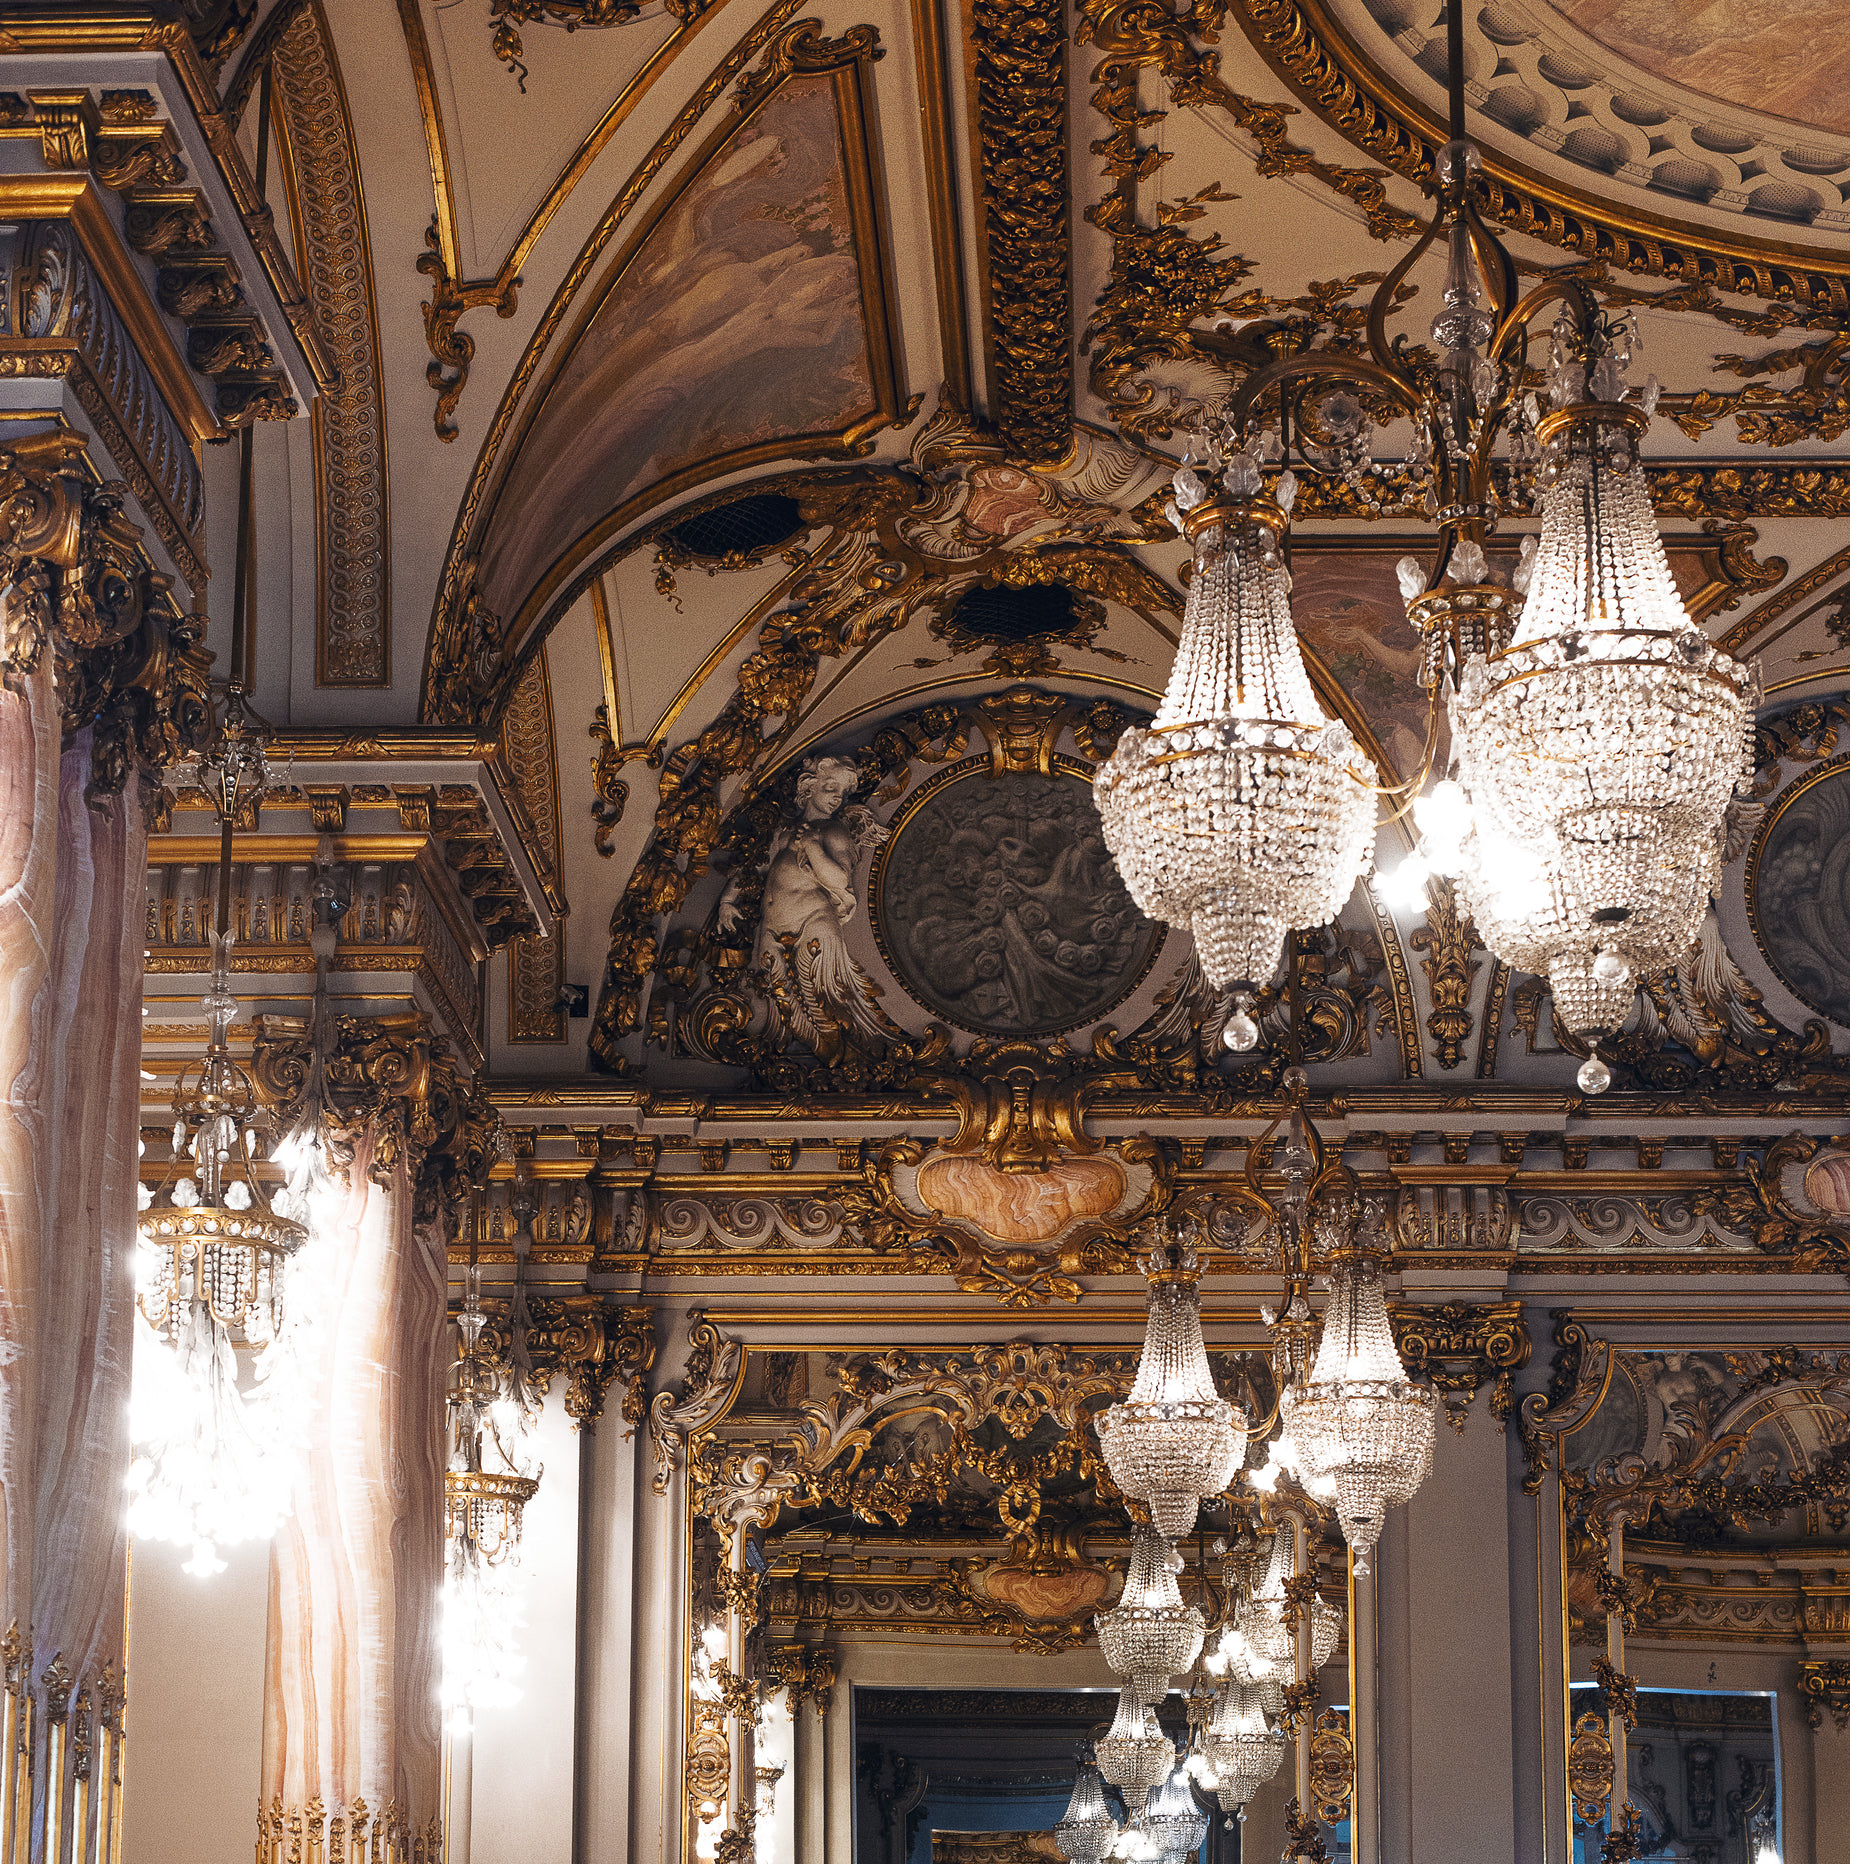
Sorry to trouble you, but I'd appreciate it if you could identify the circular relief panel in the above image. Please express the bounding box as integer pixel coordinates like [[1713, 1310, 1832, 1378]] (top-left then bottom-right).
[[1747, 754, 1850, 1027], [870, 758, 1163, 1037]]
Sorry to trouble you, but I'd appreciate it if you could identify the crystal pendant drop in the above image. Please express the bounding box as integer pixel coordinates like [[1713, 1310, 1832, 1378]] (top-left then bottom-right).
[[1094, 489, 1379, 993], [1577, 1052, 1612, 1095], [1096, 1236, 1244, 1539]]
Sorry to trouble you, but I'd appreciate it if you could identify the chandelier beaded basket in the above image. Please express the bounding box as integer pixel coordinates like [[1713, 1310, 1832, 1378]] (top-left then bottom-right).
[[1281, 1249, 1436, 1573], [1093, 489, 1379, 1030], [1094, 1684, 1176, 1817], [1096, 1236, 1245, 1539], [1200, 1680, 1288, 1815], [1142, 1765, 1210, 1861], [1097, 1527, 1206, 1704], [1053, 1756, 1120, 1862]]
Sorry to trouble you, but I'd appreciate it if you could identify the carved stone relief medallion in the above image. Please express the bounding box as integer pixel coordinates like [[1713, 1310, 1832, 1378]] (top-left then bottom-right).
[[1747, 755, 1850, 1026], [870, 758, 1163, 1036]]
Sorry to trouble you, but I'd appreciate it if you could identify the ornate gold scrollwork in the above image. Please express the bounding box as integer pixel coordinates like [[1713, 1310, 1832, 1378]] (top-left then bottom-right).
[[1309, 1708, 1354, 1827], [0, 429, 211, 798], [1409, 878, 1481, 1072], [482, 1296, 655, 1430], [1389, 1301, 1530, 1432], [1567, 1712, 1616, 1824], [1800, 1659, 1850, 1731], [760, 1641, 837, 1717]]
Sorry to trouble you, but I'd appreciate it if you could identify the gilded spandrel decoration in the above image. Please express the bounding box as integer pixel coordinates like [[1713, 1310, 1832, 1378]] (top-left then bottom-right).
[[482, 0, 710, 90]]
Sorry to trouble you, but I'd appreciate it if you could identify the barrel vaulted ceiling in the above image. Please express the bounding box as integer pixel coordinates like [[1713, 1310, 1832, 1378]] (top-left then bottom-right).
[[183, 0, 1850, 1090]]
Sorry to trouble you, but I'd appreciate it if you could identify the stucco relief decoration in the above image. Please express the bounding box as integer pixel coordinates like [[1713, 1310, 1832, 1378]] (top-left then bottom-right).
[[1747, 757, 1850, 1027], [872, 765, 1163, 1036]]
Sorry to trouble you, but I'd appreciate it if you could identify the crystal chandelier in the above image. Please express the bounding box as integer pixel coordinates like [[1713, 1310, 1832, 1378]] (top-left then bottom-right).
[[1279, 1205, 1435, 1573], [1197, 1680, 1287, 1817], [1094, 1683, 1175, 1818], [1096, 1527, 1205, 1704], [1193, 0, 1759, 1095], [1232, 1523, 1342, 1677], [129, 687, 308, 1578], [1093, 470, 1379, 1036], [1096, 1224, 1244, 1539], [442, 1244, 541, 1726], [1139, 1764, 1209, 1862], [1054, 1754, 1121, 1863]]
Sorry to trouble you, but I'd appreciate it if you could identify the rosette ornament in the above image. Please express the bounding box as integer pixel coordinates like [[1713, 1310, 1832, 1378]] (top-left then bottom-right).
[[1094, 470, 1378, 1035], [1054, 1754, 1120, 1862], [1096, 1235, 1244, 1539], [1280, 1249, 1436, 1573], [1096, 1528, 1205, 1704], [1094, 1684, 1175, 1818], [1447, 391, 1756, 1086]]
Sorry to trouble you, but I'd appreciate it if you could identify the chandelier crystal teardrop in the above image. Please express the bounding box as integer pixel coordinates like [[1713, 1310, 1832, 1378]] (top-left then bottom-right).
[[1054, 1754, 1121, 1862], [1096, 1229, 1245, 1539], [1279, 1221, 1436, 1573], [1094, 1683, 1175, 1818], [1094, 481, 1379, 1011], [1096, 1527, 1206, 1704]]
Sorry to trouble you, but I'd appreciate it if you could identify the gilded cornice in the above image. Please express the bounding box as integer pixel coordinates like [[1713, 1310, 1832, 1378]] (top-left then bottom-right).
[[0, 428, 210, 796], [1229, 0, 1850, 313], [0, 9, 334, 387]]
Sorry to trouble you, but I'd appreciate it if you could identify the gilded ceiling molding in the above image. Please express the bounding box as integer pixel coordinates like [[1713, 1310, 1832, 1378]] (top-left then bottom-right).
[[254, 0, 392, 686], [416, 0, 817, 720], [1076, 0, 1419, 446], [487, 0, 710, 88], [0, 429, 211, 798], [970, 0, 1071, 462], [1722, 543, 1850, 658], [502, 649, 567, 1043], [1229, 0, 1850, 314]]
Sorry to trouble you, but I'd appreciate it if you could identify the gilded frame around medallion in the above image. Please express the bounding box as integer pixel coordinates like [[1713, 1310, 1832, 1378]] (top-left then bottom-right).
[[447, 20, 913, 713], [1744, 750, 1850, 1031], [865, 752, 1168, 1040]]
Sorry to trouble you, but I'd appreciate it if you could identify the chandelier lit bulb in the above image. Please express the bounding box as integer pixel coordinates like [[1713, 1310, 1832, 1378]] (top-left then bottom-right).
[[1096, 1226, 1244, 1539], [1096, 1527, 1205, 1704], [1094, 462, 1379, 1002]]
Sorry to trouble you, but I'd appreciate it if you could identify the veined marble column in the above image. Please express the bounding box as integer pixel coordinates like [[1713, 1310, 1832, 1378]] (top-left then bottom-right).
[[0, 686, 148, 1859], [259, 1131, 447, 1860]]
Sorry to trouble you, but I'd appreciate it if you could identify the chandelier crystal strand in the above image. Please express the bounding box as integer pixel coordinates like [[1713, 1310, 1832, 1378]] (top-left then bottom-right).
[[1055, 1754, 1121, 1862], [1094, 1683, 1175, 1819], [1281, 1236, 1436, 1572], [1094, 481, 1379, 1022], [1096, 1527, 1206, 1703], [442, 1239, 541, 1726], [1096, 1228, 1244, 1539], [1447, 389, 1757, 1091]]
